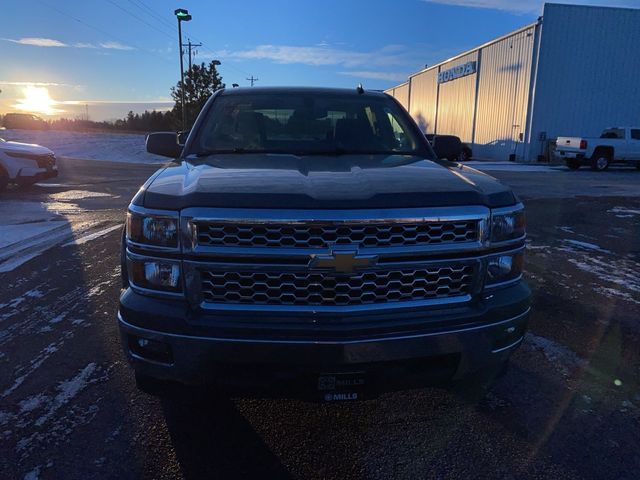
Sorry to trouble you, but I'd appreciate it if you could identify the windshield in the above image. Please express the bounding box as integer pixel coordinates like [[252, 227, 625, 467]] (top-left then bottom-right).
[[193, 93, 426, 156]]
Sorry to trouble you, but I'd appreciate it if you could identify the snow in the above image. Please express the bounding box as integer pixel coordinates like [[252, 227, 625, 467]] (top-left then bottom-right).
[[62, 224, 121, 247], [563, 239, 611, 254], [608, 207, 640, 216], [464, 161, 563, 172], [35, 363, 98, 427], [23, 466, 41, 480], [49, 190, 112, 201], [526, 333, 587, 376], [1, 129, 164, 164], [0, 222, 69, 251]]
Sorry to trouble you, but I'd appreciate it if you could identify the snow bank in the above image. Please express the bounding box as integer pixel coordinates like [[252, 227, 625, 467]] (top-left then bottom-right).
[[1, 129, 164, 164]]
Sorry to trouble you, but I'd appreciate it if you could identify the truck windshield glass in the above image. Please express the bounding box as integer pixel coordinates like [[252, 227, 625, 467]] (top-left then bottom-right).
[[193, 93, 424, 156]]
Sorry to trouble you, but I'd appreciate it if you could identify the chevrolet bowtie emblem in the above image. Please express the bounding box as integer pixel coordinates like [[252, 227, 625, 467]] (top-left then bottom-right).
[[310, 249, 378, 273]]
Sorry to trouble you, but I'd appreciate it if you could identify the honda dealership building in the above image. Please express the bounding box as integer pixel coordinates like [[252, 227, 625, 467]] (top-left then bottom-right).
[[385, 3, 640, 162]]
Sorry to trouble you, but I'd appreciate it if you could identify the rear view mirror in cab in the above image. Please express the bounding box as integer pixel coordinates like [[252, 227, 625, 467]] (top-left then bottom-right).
[[431, 135, 463, 162], [146, 132, 183, 159]]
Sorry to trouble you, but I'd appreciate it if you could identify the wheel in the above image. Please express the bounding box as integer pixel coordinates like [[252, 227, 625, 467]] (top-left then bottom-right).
[[566, 159, 581, 170], [591, 152, 611, 171], [459, 146, 472, 161], [0, 167, 8, 192]]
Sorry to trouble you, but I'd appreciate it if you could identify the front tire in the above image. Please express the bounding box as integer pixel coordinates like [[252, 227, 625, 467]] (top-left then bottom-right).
[[591, 153, 611, 171]]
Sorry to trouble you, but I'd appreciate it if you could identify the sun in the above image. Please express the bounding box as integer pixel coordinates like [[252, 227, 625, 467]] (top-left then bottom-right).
[[14, 86, 64, 116]]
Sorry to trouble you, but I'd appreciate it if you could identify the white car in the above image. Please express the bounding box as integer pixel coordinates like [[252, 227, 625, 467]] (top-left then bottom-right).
[[0, 137, 58, 191]]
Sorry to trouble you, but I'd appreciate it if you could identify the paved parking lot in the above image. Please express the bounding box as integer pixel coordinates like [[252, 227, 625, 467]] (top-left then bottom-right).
[[1, 158, 639, 479]]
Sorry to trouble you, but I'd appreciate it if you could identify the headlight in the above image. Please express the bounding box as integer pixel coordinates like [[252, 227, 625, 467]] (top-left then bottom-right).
[[491, 205, 525, 243], [127, 210, 179, 248], [128, 257, 182, 293], [485, 251, 524, 286]]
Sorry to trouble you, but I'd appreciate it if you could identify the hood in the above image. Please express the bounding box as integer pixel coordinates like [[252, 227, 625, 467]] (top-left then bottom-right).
[[0, 139, 54, 155], [139, 154, 516, 210]]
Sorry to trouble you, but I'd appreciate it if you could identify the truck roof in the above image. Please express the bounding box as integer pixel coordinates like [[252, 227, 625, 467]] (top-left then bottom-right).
[[218, 86, 389, 98]]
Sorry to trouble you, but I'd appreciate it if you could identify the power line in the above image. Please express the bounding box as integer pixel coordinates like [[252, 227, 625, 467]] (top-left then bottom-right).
[[34, 0, 168, 61], [126, 0, 176, 31], [103, 0, 176, 41], [246, 76, 259, 87], [120, 0, 256, 80]]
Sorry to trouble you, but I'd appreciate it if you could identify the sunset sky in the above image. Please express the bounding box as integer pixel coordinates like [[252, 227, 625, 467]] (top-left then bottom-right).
[[1, 0, 636, 121]]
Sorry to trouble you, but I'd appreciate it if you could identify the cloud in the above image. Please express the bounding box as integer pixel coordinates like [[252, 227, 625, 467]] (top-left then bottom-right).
[[338, 71, 410, 82], [0, 81, 70, 87], [421, 0, 640, 14], [215, 44, 419, 68], [2, 37, 68, 47], [99, 41, 134, 51], [1, 37, 134, 51]]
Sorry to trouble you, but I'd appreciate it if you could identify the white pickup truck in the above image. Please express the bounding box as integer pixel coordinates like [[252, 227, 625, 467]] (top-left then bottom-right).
[[556, 127, 640, 171]]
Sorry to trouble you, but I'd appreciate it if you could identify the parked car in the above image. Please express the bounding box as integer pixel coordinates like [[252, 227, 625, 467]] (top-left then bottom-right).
[[425, 133, 471, 161], [0, 137, 58, 191], [119, 86, 530, 401], [2, 113, 50, 130], [556, 127, 640, 171]]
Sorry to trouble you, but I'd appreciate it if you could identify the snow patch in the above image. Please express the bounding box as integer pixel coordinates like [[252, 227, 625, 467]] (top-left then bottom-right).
[[35, 363, 98, 427], [49, 190, 112, 201], [19, 394, 49, 414], [2, 129, 164, 164], [563, 239, 611, 254], [62, 224, 121, 247], [23, 466, 41, 480], [608, 207, 640, 216], [526, 333, 587, 376]]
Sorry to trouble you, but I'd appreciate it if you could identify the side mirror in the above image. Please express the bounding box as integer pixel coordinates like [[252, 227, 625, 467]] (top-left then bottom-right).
[[146, 132, 182, 159], [432, 135, 463, 161]]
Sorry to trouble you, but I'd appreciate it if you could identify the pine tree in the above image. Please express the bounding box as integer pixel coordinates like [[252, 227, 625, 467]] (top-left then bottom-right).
[[170, 60, 225, 128]]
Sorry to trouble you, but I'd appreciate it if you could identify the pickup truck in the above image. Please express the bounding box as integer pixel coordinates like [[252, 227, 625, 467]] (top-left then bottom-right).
[[119, 87, 530, 401], [556, 127, 640, 171]]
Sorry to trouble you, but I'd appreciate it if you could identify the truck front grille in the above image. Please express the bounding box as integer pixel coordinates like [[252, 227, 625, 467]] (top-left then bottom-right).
[[195, 220, 479, 249], [200, 264, 475, 307]]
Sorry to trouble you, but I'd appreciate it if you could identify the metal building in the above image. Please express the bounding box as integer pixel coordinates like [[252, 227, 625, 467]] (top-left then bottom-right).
[[385, 3, 640, 162]]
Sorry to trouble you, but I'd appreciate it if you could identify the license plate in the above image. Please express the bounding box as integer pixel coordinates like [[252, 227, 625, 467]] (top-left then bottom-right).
[[318, 371, 365, 402]]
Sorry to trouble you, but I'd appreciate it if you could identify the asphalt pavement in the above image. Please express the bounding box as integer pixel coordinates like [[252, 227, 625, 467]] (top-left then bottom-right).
[[1, 158, 639, 480]]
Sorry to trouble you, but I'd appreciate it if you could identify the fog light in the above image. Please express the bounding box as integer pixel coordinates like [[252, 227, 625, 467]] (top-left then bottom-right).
[[129, 257, 182, 293], [486, 251, 524, 287], [129, 336, 173, 363]]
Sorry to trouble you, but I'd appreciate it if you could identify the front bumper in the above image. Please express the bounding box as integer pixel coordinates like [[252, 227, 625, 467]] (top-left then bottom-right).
[[17, 166, 58, 184], [118, 281, 531, 393]]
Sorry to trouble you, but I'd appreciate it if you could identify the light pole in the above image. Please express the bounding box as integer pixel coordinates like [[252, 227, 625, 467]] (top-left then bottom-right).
[[174, 8, 192, 130]]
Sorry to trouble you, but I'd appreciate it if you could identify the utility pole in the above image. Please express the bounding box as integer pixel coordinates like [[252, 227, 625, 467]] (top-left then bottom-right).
[[174, 8, 192, 131], [246, 75, 259, 87], [186, 39, 202, 72]]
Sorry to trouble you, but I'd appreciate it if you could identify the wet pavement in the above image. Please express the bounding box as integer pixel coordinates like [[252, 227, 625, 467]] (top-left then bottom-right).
[[1, 158, 639, 479]]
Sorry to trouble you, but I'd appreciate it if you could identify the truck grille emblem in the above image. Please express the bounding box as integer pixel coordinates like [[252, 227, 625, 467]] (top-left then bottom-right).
[[309, 249, 377, 273]]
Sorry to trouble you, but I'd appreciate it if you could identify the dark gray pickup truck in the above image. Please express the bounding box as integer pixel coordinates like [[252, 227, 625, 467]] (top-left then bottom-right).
[[119, 87, 530, 401]]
